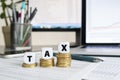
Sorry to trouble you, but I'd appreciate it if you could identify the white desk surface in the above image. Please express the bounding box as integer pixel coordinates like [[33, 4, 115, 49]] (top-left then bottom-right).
[[0, 46, 120, 80]]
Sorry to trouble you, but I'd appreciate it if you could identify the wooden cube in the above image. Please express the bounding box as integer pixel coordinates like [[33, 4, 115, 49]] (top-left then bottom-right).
[[24, 52, 36, 64], [58, 42, 70, 53], [41, 47, 53, 59]]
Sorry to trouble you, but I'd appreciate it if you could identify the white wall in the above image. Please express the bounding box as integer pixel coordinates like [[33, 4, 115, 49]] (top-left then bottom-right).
[[30, 0, 81, 24], [0, 0, 81, 46]]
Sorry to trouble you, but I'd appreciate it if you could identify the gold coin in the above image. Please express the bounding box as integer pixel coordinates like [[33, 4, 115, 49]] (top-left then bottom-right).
[[56, 53, 71, 67], [40, 58, 54, 67], [22, 63, 37, 68], [56, 53, 71, 57], [56, 63, 71, 67], [57, 57, 71, 61]]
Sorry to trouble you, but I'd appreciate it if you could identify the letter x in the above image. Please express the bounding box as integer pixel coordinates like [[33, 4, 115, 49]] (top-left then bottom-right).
[[62, 44, 67, 51]]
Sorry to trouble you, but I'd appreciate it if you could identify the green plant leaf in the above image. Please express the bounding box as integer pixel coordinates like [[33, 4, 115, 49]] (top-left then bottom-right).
[[0, 12, 5, 18], [1, 2, 7, 9], [0, 0, 6, 2], [7, 3, 12, 9]]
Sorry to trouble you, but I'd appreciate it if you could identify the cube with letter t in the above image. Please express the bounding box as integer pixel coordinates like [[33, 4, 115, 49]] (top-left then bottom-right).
[[24, 52, 36, 64]]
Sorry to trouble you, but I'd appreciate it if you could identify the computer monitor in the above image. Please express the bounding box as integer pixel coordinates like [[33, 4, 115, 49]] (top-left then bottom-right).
[[29, 0, 81, 30], [81, 0, 120, 46], [29, 0, 81, 46]]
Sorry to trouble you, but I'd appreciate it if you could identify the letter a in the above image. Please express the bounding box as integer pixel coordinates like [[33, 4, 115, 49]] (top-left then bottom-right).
[[44, 51, 50, 57], [42, 48, 53, 59]]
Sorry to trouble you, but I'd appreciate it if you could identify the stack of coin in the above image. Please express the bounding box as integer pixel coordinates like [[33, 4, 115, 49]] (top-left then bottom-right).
[[56, 53, 71, 67], [40, 58, 54, 67], [22, 63, 37, 68]]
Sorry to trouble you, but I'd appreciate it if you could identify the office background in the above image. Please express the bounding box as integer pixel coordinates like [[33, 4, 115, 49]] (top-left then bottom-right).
[[0, 0, 81, 46]]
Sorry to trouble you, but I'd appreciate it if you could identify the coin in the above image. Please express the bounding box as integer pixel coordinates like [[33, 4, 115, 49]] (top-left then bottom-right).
[[22, 63, 37, 68], [56, 53, 71, 67], [40, 58, 54, 67]]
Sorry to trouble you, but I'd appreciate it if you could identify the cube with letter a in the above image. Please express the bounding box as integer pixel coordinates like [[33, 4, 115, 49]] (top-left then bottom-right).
[[58, 42, 70, 53], [24, 52, 36, 64], [41, 47, 53, 59]]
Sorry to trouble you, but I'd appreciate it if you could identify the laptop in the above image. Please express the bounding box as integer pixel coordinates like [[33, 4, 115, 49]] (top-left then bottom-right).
[[80, 0, 120, 56]]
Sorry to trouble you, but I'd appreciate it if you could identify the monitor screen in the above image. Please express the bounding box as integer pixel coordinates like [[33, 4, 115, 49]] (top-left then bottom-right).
[[82, 0, 120, 45], [29, 0, 81, 30]]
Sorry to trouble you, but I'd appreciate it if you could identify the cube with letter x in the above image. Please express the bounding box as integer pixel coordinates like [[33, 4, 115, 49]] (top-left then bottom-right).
[[41, 47, 53, 59], [58, 42, 70, 53], [24, 52, 36, 64]]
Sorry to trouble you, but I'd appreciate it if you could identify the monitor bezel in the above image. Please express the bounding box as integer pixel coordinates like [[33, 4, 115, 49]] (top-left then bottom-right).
[[81, 0, 120, 47]]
